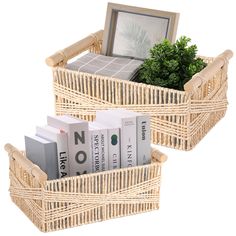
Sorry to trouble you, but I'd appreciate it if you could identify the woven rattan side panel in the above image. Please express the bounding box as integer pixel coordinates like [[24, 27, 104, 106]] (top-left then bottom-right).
[[9, 154, 46, 231], [53, 68, 189, 150], [43, 163, 161, 232], [188, 62, 228, 149]]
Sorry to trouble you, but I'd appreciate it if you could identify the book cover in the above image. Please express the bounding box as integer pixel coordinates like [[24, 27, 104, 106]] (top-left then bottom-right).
[[120, 110, 151, 165], [137, 115, 151, 165], [94, 118, 120, 170], [89, 127, 102, 173], [89, 122, 109, 171], [96, 110, 136, 168], [47, 115, 91, 176], [36, 125, 70, 178], [24, 135, 58, 180], [107, 127, 120, 169]]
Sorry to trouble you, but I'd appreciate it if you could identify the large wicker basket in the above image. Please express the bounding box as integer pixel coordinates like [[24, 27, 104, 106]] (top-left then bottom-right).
[[46, 30, 233, 150], [4, 143, 167, 232]]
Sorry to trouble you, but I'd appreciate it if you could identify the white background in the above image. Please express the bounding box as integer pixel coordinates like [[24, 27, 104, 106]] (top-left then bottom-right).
[[0, 0, 236, 235]]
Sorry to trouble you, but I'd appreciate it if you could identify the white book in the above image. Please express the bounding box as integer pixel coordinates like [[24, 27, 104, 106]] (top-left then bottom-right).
[[89, 127, 102, 173], [96, 110, 136, 168], [120, 110, 151, 165], [36, 125, 70, 178], [47, 115, 91, 176], [89, 122, 109, 171], [94, 120, 120, 170]]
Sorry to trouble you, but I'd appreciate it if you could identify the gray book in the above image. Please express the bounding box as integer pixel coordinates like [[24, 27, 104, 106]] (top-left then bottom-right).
[[24, 135, 58, 180]]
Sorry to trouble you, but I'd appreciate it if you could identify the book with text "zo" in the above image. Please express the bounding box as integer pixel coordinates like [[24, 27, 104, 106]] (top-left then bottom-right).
[[96, 110, 136, 168], [89, 122, 109, 172], [47, 115, 91, 176], [36, 125, 69, 178]]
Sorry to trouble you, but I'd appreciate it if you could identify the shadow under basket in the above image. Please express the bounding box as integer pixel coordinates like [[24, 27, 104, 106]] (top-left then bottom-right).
[[46, 30, 233, 151], [4, 143, 167, 232]]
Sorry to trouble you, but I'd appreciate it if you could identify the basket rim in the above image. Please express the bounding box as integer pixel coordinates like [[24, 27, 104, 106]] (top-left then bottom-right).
[[44, 160, 161, 185], [53, 66, 188, 96]]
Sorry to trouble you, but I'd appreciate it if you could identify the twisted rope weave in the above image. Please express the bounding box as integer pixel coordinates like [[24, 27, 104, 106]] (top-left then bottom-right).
[[9, 164, 161, 225]]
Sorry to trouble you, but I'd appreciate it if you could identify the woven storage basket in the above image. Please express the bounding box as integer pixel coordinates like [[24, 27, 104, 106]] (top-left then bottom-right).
[[46, 30, 233, 151], [4, 143, 167, 232]]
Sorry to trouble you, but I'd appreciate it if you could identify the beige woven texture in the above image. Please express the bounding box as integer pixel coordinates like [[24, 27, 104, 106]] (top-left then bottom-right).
[[5, 144, 166, 232], [46, 30, 233, 151]]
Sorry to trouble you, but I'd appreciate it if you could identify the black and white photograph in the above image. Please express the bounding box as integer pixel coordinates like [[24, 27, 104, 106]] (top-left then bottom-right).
[[102, 3, 179, 60], [112, 12, 169, 59], [1, 1, 236, 236]]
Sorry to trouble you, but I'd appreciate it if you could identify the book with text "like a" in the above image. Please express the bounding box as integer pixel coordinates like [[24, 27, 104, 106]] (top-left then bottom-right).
[[47, 115, 91, 176]]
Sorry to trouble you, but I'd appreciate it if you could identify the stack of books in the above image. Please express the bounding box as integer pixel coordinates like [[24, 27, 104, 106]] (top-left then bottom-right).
[[25, 109, 151, 180]]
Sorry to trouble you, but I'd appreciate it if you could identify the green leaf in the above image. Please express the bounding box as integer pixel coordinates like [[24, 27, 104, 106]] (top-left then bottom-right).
[[136, 36, 207, 90]]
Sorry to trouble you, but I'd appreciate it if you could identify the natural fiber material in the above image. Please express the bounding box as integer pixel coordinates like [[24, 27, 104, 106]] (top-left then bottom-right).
[[5, 144, 166, 232], [51, 63, 228, 150], [46, 30, 232, 150]]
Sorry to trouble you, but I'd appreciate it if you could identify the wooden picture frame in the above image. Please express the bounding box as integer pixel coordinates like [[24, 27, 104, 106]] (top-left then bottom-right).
[[102, 3, 179, 60]]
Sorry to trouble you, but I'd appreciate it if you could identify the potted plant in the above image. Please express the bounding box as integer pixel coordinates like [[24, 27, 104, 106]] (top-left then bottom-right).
[[136, 36, 207, 91]]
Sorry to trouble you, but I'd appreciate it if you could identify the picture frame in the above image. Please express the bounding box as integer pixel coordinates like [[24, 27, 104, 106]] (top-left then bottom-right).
[[101, 3, 180, 60]]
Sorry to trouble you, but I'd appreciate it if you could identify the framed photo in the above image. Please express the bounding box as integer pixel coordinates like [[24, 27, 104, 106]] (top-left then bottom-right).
[[102, 3, 179, 60]]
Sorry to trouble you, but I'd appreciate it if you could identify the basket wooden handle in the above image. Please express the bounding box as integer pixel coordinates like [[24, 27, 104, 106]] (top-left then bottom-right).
[[184, 49, 233, 93], [4, 143, 47, 182], [45, 29, 104, 67], [151, 147, 167, 163]]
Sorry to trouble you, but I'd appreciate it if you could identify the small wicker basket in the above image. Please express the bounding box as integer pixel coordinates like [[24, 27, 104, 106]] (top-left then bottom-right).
[[46, 30, 233, 150], [4, 143, 167, 232]]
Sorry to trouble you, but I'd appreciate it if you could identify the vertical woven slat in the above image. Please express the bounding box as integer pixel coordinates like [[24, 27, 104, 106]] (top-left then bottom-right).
[[9, 156, 44, 231], [188, 63, 227, 149], [52, 48, 230, 150], [47, 31, 231, 150]]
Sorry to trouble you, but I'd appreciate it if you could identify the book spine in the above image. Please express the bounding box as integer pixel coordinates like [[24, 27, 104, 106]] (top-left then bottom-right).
[[137, 115, 151, 165], [100, 129, 109, 171], [56, 133, 70, 178], [108, 128, 120, 170], [45, 142, 59, 180], [69, 123, 91, 176], [121, 117, 137, 168], [36, 127, 70, 178], [90, 129, 102, 173]]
